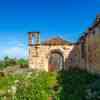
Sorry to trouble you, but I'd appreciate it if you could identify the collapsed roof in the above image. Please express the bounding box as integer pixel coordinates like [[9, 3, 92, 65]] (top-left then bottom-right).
[[42, 37, 72, 45]]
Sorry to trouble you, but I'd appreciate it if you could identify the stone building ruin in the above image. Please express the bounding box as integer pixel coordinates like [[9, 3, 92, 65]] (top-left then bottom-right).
[[28, 15, 100, 73], [28, 32, 74, 71]]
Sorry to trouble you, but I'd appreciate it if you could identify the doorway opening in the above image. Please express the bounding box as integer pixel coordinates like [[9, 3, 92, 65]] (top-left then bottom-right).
[[48, 50, 64, 71]]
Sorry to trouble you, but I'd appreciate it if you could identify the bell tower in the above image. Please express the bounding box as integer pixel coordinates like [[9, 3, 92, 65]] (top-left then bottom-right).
[[28, 32, 40, 46]]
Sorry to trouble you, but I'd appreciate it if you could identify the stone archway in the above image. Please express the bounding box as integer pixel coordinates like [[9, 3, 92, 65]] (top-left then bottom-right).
[[48, 49, 64, 71]]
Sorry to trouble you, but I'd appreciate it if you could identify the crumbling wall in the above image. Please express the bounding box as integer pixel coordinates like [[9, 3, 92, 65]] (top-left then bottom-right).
[[86, 26, 100, 73], [28, 44, 74, 71]]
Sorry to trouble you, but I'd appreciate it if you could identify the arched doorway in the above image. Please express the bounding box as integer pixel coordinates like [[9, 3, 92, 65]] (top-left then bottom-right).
[[48, 50, 64, 71]]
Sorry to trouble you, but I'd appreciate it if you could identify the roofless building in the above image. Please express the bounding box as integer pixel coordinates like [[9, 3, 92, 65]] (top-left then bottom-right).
[[28, 15, 100, 73]]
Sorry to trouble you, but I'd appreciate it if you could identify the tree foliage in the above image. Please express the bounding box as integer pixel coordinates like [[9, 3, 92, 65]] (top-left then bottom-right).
[[0, 56, 28, 69]]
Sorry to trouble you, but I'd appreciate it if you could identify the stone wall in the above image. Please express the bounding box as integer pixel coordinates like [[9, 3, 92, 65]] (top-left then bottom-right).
[[65, 44, 81, 69], [28, 44, 75, 71], [85, 25, 100, 73]]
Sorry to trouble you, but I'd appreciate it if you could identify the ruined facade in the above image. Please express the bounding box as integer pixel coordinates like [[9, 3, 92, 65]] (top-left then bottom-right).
[[28, 15, 100, 72], [28, 34, 74, 71]]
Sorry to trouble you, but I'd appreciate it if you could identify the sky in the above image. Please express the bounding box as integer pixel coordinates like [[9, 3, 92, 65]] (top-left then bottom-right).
[[0, 0, 100, 59]]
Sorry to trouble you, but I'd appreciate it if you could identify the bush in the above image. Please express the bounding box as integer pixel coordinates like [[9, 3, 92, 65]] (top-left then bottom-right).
[[0, 56, 17, 69], [0, 57, 28, 69], [0, 61, 5, 69], [0, 71, 57, 100], [17, 58, 28, 68], [56, 69, 99, 100], [85, 79, 100, 99]]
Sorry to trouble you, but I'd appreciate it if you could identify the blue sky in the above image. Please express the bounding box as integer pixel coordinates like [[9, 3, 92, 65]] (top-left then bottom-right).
[[0, 0, 100, 58]]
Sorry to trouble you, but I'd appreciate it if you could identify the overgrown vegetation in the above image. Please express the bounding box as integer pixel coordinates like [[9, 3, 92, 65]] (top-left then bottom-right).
[[57, 69, 100, 100], [0, 57, 100, 99], [0, 68, 100, 100], [0, 71, 57, 100]]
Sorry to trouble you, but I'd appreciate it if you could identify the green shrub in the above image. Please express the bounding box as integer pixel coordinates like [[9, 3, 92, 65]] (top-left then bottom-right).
[[0, 71, 57, 100], [17, 58, 28, 68], [0, 57, 28, 69], [0, 61, 5, 69], [85, 79, 100, 100], [15, 72, 57, 100], [0, 56, 17, 69], [56, 69, 99, 100]]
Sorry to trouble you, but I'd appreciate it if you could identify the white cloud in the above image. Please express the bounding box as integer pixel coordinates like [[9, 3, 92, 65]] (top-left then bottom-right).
[[1, 41, 28, 59], [0, 38, 28, 59], [3, 46, 27, 59]]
